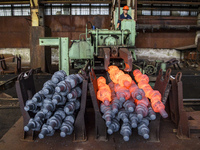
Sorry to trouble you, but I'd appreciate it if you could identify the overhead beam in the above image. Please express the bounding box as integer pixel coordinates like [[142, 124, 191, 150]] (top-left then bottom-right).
[[0, 1, 29, 5], [138, 1, 200, 5], [137, 7, 199, 11], [0, 0, 112, 5], [30, 0, 39, 26], [40, 0, 111, 4]]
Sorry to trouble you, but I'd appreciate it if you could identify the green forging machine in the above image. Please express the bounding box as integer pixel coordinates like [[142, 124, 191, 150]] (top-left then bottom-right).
[[39, 7, 137, 75]]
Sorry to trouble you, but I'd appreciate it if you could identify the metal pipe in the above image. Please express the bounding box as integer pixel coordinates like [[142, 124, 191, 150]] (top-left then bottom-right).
[[0, 1, 29, 5], [118, 0, 120, 21], [137, 24, 200, 30], [0, 56, 15, 62], [86, 24, 87, 41], [85, 21, 92, 40], [96, 29, 98, 55], [122, 30, 124, 45], [40, 1, 111, 4], [134, 0, 137, 21], [183, 99, 200, 102], [183, 103, 200, 106]]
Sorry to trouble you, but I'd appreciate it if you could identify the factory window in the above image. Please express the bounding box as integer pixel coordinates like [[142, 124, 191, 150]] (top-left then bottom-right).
[[142, 10, 151, 16], [91, 4, 109, 15], [13, 4, 30, 16], [44, 3, 109, 16], [45, 4, 51, 15], [152, 10, 170, 16], [152, 10, 161, 16], [161, 11, 170, 16], [52, 4, 70, 15], [178, 11, 189, 16], [191, 11, 198, 16], [0, 5, 12, 16], [138, 3, 198, 17], [0, 4, 30, 16], [71, 4, 90, 15]]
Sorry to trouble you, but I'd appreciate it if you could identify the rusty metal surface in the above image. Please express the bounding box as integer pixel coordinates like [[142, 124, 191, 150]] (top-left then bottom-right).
[[30, 27, 51, 72], [0, 55, 7, 74], [169, 74, 180, 127], [0, 15, 110, 48], [166, 58, 181, 70], [148, 68, 171, 142], [176, 72, 190, 139], [0, 55, 21, 75], [89, 68, 107, 141], [118, 48, 133, 72], [74, 79, 88, 142], [154, 69, 171, 97], [0, 76, 18, 91], [167, 72, 200, 139], [137, 16, 197, 26], [45, 15, 111, 44], [135, 32, 196, 49], [0, 15, 197, 49], [103, 48, 110, 71], [0, 16, 30, 48], [111, 46, 118, 57], [15, 69, 36, 141]]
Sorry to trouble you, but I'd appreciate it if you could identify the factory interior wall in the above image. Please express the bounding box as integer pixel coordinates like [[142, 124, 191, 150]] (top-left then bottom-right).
[[0, 48, 181, 64], [135, 48, 182, 62], [136, 16, 197, 48], [0, 15, 197, 63], [135, 32, 196, 49]]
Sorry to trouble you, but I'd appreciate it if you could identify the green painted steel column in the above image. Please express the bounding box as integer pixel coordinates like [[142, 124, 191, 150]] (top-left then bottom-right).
[[39, 37, 69, 75], [60, 38, 69, 75]]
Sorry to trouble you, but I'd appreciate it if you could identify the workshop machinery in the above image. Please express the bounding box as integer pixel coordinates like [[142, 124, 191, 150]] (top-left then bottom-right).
[[39, 6, 136, 74]]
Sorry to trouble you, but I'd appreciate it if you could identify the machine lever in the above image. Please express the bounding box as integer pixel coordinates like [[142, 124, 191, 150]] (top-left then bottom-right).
[[119, 48, 133, 72]]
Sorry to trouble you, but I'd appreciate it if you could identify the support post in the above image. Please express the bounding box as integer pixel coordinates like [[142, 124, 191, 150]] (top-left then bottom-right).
[[39, 37, 69, 75], [30, 0, 51, 72]]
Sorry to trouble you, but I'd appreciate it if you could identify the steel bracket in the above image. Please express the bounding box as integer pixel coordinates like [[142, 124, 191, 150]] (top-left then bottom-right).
[[73, 80, 88, 142], [89, 68, 108, 141], [103, 48, 110, 71], [148, 68, 171, 142], [119, 48, 133, 72], [15, 69, 36, 141], [39, 37, 69, 75]]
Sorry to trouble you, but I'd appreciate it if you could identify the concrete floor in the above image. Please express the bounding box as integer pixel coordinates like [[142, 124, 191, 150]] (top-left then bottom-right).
[[0, 111, 200, 150], [0, 74, 52, 139], [0, 108, 21, 139]]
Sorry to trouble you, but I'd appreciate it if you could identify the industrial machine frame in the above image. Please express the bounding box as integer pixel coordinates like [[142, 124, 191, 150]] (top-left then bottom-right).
[[168, 72, 200, 139], [39, 37, 69, 75]]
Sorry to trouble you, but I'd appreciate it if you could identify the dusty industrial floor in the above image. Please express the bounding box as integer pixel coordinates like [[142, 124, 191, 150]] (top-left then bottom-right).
[[0, 110, 200, 150], [0, 70, 200, 150]]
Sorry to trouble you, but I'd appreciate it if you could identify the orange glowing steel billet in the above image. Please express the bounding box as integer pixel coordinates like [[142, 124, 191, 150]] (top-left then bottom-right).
[[108, 66, 132, 88], [97, 76, 112, 106], [133, 69, 168, 118]]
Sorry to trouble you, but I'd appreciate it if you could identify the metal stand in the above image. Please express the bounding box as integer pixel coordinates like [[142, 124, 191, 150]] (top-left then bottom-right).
[[16, 69, 36, 141], [39, 37, 69, 75], [0, 54, 21, 75], [148, 69, 171, 142], [168, 72, 200, 139], [89, 68, 108, 141], [74, 79, 88, 142]]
